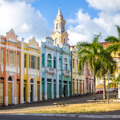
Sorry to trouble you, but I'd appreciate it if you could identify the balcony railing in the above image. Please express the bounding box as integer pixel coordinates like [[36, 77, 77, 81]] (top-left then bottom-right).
[[28, 68, 39, 78], [5, 65, 19, 76], [63, 70, 71, 77], [46, 67, 56, 74]]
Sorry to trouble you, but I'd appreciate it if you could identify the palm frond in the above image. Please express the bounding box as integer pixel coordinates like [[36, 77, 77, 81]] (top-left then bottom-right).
[[105, 36, 119, 42], [115, 25, 120, 40], [93, 33, 101, 44]]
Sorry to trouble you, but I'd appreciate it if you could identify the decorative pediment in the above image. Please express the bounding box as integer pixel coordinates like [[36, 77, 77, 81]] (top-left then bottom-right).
[[28, 36, 39, 49], [5, 28, 18, 42], [44, 37, 54, 47], [62, 43, 69, 51]]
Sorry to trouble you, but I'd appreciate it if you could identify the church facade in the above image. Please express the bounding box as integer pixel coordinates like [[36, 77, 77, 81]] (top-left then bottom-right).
[[41, 6, 72, 100]]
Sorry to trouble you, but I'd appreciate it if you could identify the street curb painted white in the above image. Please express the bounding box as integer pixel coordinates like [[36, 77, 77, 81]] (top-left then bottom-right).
[[0, 113, 120, 118]]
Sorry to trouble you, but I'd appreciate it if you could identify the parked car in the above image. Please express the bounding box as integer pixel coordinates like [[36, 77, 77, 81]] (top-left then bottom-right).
[[113, 88, 118, 93]]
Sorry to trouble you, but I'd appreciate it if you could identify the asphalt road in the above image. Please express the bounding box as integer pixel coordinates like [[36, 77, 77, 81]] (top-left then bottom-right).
[[0, 115, 119, 120]]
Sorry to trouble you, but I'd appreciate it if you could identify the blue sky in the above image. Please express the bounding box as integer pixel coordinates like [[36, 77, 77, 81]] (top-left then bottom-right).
[[0, 0, 120, 45], [30, 0, 100, 29]]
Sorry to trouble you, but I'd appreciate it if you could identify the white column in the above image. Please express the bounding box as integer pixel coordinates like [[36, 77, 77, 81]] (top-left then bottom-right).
[[40, 43, 42, 101], [56, 51, 59, 98], [5, 97, 8, 106], [44, 50, 47, 100], [52, 78, 54, 99], [20, 37, 24, 104]]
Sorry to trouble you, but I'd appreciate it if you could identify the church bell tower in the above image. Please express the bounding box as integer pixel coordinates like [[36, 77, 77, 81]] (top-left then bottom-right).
[[52, 5, 68, 47]]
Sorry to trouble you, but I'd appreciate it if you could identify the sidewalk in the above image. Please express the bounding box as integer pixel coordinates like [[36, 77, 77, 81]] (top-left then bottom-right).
[[0, 93, 120, 115]]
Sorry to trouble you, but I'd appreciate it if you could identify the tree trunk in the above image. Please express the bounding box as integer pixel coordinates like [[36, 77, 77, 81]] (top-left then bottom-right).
[[115, 84, 116, 98], [93, 67, 96, 100], [103, 77, 106, 99]]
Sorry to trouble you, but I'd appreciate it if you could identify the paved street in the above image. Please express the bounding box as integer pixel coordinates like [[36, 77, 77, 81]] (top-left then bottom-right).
[[0, 93, 119, 115], [0, 115, 120, 120], [2, 115, 120, 120]]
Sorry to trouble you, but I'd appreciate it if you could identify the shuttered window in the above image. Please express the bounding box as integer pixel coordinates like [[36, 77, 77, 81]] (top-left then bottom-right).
[[1, 49, 4, 64], [38, 57, 39, 70], [47, 54, 52, 67], [17, 52, 20, 67], [31, 55, 35, 69], [54, 57, 56, 68], [24, 54, 26, 68], [42, 54, 45, 67]]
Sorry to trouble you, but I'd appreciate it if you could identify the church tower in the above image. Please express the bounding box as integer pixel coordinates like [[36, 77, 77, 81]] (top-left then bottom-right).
[[52, 5, 68, 47]]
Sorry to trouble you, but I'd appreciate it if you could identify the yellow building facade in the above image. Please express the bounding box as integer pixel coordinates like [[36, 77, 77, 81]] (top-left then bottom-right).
[[21, 36, 41, 103], [70, 46, 86, 95]]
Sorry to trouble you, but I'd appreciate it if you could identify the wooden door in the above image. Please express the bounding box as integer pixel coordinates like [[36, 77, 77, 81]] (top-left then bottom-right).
[[77, 82, 78, 94], [8, 83, 12, 104], [47, 83, 51, 99], [80, 83, 81, 94], [73, 82, 74, 95], [37, 85, 40, 101], [0, 82, 3, 104], [17, 83, 20, 104], [54, 84, 56, 98], [42, 82, 44, 99]]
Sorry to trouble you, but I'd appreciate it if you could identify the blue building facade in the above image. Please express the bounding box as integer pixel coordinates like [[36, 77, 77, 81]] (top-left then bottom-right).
[[41, 37, 72, 100]]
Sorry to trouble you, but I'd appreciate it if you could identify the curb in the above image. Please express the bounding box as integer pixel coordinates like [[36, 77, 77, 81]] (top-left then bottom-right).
[[0, 113, 120, 118]]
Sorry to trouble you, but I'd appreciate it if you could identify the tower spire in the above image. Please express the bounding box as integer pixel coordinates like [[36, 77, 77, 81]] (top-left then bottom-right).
[[57, 5, 62, 16]]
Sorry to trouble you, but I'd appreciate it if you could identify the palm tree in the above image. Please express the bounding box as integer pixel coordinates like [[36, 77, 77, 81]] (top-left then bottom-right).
[[96, 57, 117, 99], [77, 33, 111, 100], [105, 25, 120, 55], [108, 74, 120, 98], [105, 25, 120, 43]]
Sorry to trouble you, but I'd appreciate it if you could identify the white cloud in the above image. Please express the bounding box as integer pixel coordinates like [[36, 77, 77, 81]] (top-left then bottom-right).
[[86, 0, 120, 12], [0, 0, 51, 41], [67, 0, 120, 45]]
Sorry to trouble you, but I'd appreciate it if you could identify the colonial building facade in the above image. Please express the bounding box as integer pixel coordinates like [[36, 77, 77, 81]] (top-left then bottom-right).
[[41, 37, 72, 100], [0, 6, 89, 106], [70, 46, 86, 95], [0, 29, 21, 106], [41, 6, 72, 99], [21, 36, 41, 103]]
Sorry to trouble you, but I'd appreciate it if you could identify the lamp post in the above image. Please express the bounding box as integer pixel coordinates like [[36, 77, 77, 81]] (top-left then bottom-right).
[[107, 69, 110, 104]]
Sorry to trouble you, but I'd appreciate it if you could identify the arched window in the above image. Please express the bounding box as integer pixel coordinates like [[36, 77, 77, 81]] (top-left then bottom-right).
[[55, 38, 57, 45], [56, 23, 58, 29], [64, 58, 67, 70], [47, 54, 51, 59], [64, 58, 67, 63], [63, 38, 66, 43], [47, 54, 52, 67], [30, 79, 34, 83], [8, 76, 12, 81]]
